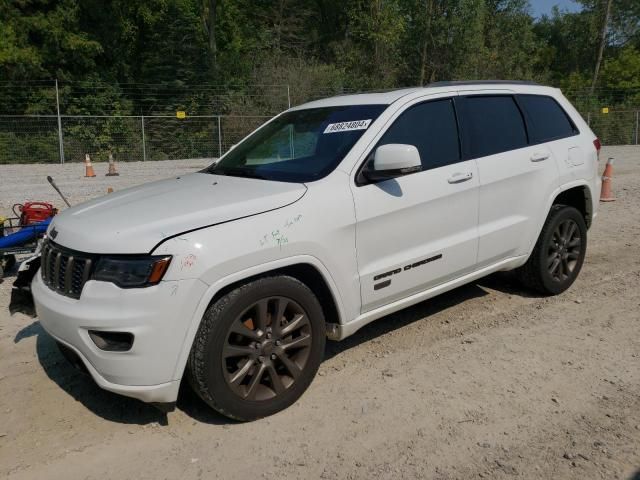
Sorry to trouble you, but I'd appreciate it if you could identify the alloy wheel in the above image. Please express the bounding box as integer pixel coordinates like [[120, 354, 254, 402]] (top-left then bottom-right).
[[547, 218, 581, 282], [222, 296, 312, 401]]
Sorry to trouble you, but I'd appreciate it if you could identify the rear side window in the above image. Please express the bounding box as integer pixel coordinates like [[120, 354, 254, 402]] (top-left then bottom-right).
[[461, 96, 528, 158], [377, 98, 460, 170], [518, 94, 577, 143]]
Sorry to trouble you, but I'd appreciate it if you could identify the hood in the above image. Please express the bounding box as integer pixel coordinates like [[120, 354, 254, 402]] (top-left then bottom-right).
[[49, 173, 307, 254]]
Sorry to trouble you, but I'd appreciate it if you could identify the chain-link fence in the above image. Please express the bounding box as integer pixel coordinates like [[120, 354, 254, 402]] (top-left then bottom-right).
[[585, 110, 640, 146], [0, 114, 271, 164], [2, 109, 638, 164], [1, 80, 639, 164], [0, 80, 288, 164]]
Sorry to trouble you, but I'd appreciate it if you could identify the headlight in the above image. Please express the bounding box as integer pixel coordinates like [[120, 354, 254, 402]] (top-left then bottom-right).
[[93, 256, 172, 288]]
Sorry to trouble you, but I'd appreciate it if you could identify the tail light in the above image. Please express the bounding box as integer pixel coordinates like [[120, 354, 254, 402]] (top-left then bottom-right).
[[593, 138, 601, 160]]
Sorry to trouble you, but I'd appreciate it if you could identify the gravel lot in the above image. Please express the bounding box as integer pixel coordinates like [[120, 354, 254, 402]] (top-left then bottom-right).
[[0, 147, 639, 479], [0, 159, 209, 218]]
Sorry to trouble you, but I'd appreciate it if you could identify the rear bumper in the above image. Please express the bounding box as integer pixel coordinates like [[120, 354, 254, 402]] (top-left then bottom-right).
[[32, 272, 208, 403]]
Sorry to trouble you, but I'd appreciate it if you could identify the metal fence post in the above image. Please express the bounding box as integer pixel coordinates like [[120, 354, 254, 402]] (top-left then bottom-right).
[[55, 79, 65, 164], [141, 115, 147, 161], [636, 110, 639, 145], [217, 115, 222, 157], [587, 112, 591, 126], [287, 85, 291, 110]]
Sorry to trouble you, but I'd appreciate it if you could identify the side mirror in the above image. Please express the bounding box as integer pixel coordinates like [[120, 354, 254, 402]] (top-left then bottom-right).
[[362, 144, 422, 182]]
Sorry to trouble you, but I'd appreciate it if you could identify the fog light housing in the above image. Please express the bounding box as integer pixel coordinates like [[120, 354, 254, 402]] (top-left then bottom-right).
[[88, 330, 134, 352]]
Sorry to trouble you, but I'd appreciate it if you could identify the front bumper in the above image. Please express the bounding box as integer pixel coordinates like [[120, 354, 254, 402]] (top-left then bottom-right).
[[32, 272, 208, 403]]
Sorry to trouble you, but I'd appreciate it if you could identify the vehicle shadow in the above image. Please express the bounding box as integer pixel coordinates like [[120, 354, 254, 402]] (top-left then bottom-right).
[[476, 270, 546, 299], [175, 383, 240, 425], [325, 278, 490, 360], [17, 270, 536, 426], [24, 323, 170, 425], [325, 270, 542, 360], [17, 320, 235, 425]]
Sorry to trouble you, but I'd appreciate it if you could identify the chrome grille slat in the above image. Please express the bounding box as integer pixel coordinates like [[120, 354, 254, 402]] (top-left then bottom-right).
[[82, 258, 92, 283], [40, 241, 95, 299], [53, 252, 62, 291], [44, 244, 51, 284], [64, 256, 74, 294], [41, 244, 49, 284]]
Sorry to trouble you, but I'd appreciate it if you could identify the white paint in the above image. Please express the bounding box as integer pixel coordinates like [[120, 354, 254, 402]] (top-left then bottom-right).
[[33, 83, 600, 406]]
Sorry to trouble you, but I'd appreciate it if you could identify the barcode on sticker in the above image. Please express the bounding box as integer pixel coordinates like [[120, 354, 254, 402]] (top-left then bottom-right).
[[323, 119, 372, 134]]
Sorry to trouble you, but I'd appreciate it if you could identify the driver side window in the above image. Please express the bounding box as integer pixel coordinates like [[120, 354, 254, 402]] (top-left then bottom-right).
[[378, 98, 461, 171]]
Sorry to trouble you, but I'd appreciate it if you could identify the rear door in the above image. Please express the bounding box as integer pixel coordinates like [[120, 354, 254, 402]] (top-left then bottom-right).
[[458, 94, 560, 266], [516, 94, 583, 186], [351, 96, 480, 312]]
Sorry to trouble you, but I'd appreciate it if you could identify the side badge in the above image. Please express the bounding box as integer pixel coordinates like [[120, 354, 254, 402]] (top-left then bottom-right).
[[373, 254, 443, 292]]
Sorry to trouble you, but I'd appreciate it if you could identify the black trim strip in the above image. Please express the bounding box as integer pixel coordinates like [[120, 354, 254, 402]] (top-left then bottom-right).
[[373, 253, 443, 284]]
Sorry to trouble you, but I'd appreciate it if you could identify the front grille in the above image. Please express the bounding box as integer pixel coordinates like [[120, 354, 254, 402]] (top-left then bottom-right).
[[41, 240, 96, 299]]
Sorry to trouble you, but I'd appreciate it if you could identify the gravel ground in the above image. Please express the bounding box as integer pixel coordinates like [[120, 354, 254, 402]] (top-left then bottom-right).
[[0, 159, 209, 218], [0, 146, 639, 479]]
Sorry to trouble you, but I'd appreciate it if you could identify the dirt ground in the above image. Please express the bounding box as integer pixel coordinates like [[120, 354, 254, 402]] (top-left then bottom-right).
[[0, 147, 639, 480], [0, 159, 208, 218]]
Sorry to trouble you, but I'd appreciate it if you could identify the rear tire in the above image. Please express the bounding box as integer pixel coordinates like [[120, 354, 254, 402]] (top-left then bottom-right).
[[517, 205, 587, 295], [188, 275, 326, 421]]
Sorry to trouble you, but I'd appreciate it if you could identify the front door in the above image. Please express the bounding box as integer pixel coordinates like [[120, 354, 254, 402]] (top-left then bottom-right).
[[351, 97, 480, 313]]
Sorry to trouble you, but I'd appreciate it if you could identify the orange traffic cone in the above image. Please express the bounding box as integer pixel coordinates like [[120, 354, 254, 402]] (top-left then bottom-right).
[[106, 153, 119, 176], [84, 154, 96, 178], [600, 157, 615, 202]]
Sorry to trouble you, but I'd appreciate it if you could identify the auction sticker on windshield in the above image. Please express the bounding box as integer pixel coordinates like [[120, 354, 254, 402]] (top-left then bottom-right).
[[323, 119, 372, 134]]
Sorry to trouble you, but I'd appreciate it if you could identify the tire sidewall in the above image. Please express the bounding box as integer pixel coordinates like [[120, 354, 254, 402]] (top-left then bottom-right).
[[536, 206, 587, 295], [198, 276, 326, 420]]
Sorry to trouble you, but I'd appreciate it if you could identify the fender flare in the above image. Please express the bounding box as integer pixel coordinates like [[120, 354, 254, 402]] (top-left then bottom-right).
[[171, 254, 347, 380], [526, 179, 593, 256]]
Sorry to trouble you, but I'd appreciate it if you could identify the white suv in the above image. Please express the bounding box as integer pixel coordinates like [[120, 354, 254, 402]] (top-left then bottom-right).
[[32, 81, 601, 420]]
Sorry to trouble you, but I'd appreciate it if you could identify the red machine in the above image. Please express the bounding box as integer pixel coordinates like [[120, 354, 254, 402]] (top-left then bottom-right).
[[12, 202, 57, 226]]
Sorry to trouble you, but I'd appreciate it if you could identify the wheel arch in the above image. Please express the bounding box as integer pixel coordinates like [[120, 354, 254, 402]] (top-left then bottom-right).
[[552, 184, 593, 228], [172, 256, 346, 380], [522, 181, 593, 263]]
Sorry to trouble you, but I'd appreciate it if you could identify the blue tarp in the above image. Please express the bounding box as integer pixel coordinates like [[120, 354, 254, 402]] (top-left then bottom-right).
[[0, 218, 51, 249]]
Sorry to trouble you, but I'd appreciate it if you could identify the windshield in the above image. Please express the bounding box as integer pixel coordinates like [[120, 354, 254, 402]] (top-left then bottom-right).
[[207, 104, 387, 182]]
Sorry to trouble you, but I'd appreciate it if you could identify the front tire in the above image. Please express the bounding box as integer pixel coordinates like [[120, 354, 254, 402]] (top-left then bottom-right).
[[517, 205, 587, 295], [188, 275, 326, 421]]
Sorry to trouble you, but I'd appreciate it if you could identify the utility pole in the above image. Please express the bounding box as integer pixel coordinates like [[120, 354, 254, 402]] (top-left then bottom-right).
[[55, 79, 65, 164], [590, 0, 613, 94], [141, 115, 147, 161]]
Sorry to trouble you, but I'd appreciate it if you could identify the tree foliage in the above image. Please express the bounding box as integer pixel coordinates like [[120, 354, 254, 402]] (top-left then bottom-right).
[[1, 0, 639, 114]]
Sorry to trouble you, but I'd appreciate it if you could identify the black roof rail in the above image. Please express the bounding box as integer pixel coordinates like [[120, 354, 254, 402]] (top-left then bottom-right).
[[426, 80, 540, 87]]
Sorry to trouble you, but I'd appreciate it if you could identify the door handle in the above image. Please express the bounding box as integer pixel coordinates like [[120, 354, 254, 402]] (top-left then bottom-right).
[[530, 152, 550, 162], [447, 172, 473, 184]]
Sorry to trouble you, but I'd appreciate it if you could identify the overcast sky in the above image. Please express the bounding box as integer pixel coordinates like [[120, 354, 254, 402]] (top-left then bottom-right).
[[530, 0, 583, 17]]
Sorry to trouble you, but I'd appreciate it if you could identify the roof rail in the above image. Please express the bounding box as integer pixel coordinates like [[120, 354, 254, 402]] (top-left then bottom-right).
[[426, 80, 540, 87]]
